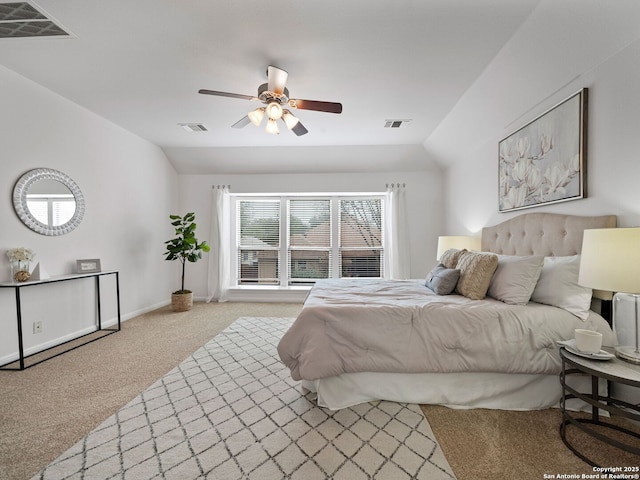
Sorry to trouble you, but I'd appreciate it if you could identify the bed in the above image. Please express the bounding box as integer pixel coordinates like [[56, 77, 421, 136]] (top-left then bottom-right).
[[277, 212, 618, 411]]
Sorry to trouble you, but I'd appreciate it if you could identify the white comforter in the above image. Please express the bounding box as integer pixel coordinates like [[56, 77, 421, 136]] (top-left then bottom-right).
[[277, 279, 615, 381]]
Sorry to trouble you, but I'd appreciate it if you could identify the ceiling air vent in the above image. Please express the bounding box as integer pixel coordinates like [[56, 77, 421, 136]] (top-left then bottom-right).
[[178, 123, 208, 132], [384, 119, 412, 128], [0, 2, 70, 38]]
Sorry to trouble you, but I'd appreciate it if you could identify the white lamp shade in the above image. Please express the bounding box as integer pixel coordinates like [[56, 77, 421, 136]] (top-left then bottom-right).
[[248, 107, 265, 126], [579, 227, 640, 294], [265, 118, 280, 135], [436, 235, 481, 261], [282, 110, 299, 130]]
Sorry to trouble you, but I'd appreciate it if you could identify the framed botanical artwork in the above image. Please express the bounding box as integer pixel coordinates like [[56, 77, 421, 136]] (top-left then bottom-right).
[[76, 258, 101, 273], [498, 88, 587, 212]]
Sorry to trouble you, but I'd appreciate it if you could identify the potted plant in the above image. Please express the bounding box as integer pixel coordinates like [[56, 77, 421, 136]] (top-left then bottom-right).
[[164, 212, 210, 311]]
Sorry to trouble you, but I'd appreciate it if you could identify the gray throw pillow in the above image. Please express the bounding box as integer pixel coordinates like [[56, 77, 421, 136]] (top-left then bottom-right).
[[425, 264, 460, 295]]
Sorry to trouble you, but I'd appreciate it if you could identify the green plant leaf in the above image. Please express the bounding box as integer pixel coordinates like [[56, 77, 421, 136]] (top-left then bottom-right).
[[164, 212, 210, 291]]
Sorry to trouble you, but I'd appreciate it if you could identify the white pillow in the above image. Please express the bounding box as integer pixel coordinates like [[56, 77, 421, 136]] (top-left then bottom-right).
[[487, 255, 544, 305], [530, 255, 592, 320]]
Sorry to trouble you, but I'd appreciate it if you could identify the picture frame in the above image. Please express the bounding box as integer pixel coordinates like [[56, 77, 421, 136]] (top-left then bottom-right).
[[76, 258, 101, 273], [498, 88, 587, 212]]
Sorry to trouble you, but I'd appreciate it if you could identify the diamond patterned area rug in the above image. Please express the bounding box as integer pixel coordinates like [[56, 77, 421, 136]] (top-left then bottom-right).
[[32, 317, 457, 480]]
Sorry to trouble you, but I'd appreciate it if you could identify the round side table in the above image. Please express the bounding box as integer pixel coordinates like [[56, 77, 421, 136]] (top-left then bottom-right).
[[559, 346, 640, 466]]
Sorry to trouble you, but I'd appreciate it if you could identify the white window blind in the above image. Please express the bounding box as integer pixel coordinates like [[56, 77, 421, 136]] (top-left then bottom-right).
[[237, 199, 280, 285], [340, 199, 383, 278], [288, 199, 331, 285]]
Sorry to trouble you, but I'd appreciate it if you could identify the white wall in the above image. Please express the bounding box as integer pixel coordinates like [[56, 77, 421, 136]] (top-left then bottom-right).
[[178, 166, 444, 301], [0, 65, 179, 364], [424, 0, 640, 233], [422, 0, 640, 404]]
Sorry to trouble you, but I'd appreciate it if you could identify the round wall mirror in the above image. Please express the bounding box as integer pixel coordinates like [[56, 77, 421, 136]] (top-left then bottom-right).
[[13, 168, 85, 236]]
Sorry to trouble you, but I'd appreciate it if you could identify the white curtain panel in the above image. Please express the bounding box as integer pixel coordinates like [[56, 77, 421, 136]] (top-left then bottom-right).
[[207, 185, 231, 302], [384, 183, 411, 279]]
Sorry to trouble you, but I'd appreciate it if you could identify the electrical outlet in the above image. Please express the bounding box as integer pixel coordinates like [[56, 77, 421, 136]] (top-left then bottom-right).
[[33, 321, 42, 334]]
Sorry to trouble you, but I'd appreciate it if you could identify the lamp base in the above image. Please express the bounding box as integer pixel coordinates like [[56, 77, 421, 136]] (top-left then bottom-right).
[[614, 345, 640, 364]]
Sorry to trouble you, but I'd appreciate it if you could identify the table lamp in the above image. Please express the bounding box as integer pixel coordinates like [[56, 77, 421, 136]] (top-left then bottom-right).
[[579, 227, 640, 364], [436, 235, 481, 261]]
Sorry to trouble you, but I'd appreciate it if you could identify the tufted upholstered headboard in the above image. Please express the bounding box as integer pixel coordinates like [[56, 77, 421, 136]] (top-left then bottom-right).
[[481, 212, 617, 257], [481, 212, 617, 305]]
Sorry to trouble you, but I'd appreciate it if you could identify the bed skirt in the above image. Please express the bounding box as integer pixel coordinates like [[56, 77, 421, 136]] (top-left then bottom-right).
[[302, 371, 604, 412]]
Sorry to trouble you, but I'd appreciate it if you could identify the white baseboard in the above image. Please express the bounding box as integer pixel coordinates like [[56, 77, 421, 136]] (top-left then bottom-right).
[[0, 324, 102, 366], [116, 299, 171, 323], [0, 294, 302, 367], [0, 299, 172, 367]]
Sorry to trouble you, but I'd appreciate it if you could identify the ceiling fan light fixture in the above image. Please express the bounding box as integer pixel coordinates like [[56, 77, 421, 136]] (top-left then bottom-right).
[[282, 109, 299, 130], [266, 102, 283, 120], [265, 118, 279, 135], [248, 107, 265, 126], [198, 65, 343, 136]]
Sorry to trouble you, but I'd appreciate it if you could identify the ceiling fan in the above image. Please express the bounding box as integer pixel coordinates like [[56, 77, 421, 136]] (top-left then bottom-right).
[[199, 65, 342, 136]]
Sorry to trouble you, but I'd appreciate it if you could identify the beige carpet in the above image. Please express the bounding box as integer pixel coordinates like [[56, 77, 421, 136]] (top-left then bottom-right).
[[30, 317, 455, 479], [2, 302, 638, 479], [0, 302, 302, 480], [423, 405, 640, 479]]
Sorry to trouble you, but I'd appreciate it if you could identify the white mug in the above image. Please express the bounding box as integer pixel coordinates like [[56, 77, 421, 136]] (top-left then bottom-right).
[[574, 329, 603, 354]]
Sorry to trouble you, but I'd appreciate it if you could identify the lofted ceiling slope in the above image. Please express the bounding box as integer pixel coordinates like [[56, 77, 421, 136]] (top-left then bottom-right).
[[0, 0, 540, 173]]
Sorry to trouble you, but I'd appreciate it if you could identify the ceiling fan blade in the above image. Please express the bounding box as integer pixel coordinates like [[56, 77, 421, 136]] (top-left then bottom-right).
[[232, 116, 252, 128], [291, 121, 308, 136], [199, 89, 257, 101], [267, 66, 288, 95], [288, 98, 342, 114]]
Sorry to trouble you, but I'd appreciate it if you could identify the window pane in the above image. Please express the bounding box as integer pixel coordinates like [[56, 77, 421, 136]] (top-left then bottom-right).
[[340, 199, 383, 278], [289, 200, 330, 247], [341, 250, 382, 277], [239, 200, 280, 247], [288, 199, 331, 284], [289, 250, 330, 285], [238, 200, 280, 284], [237, 249, 279, 285], [340, 199, 382, 247]]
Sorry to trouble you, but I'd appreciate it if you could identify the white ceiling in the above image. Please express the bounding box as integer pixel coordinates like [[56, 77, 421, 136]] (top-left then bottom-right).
[[0, 0, 540, 173]]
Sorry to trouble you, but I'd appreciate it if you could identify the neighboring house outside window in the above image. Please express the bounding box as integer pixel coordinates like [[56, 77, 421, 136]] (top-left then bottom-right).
[[232, 195, 384, 287]]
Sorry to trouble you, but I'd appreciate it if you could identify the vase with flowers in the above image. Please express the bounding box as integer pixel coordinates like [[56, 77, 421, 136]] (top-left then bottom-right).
[[7, 247, 35, 282]]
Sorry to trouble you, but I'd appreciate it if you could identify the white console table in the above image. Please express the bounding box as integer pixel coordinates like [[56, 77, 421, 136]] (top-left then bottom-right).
[[0, 270, 121, 370]]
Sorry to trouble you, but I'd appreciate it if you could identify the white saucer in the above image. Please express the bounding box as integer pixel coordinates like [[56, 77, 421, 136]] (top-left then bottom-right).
[[557, 339, 615, 360]]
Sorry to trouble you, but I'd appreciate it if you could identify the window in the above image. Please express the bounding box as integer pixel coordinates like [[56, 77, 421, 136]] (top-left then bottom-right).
[[232, 194, 384, 286], [289, 199, 331, 285], [237, 200, 280, 285], [340, 199, 383, 278]]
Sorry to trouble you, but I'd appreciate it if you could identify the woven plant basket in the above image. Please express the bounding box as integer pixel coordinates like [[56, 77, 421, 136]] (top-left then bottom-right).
[[171, 292, 193, 312]]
